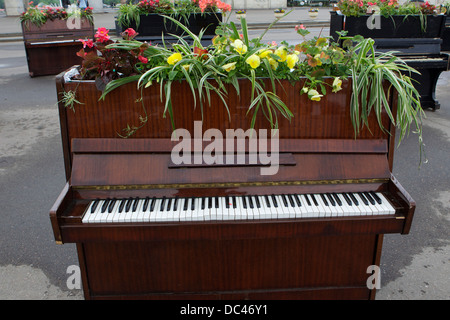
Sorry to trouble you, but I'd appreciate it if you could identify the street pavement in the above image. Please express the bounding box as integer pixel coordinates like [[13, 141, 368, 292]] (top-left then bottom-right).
[[0, 7, 449, 301]]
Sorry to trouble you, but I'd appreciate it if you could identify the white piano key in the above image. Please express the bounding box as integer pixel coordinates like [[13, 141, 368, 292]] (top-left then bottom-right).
[[378, 193, 396, 214]]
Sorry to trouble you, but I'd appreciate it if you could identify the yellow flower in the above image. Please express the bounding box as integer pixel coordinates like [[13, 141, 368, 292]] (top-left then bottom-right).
[[231, 39, 247, 55], [167, 52, 182, 65], [286, 54, 299, 69], [258, 49, 272, 59], [332, 77, 343, 93], [313, 53, 323, 66], [246, 54, 261, 69], [268, 58, 278, 70], [308, 89, 323, 101], [274, 46, 287, 62], [182, 64, 190, 72], [222, 62, 237, 72]]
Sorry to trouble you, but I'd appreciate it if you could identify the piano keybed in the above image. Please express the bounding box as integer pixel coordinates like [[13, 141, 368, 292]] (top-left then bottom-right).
[[81, 192, 396, 223]]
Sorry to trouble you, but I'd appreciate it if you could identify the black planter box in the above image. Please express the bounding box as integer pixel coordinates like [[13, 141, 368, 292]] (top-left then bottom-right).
[[330, 12, 446, 42], [117, 13, 222, 43]]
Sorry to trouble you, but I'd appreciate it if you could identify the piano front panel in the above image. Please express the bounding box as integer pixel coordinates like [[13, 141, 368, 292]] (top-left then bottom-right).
[[80, 234, 380, 299]]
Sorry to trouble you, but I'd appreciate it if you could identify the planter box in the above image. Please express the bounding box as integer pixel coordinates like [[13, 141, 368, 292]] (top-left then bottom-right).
[[116, 13, 222, 43], [329, 12, 446, 42], [21, 18, 94, 77]]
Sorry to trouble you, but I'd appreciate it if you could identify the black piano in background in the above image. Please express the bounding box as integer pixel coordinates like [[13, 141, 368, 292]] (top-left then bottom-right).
[[330, 12, 450, 110]]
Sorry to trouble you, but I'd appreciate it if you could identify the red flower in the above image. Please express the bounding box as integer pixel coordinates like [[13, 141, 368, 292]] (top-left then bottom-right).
[[95, 27, 110, 43], [79, 38, 94, 48], [122, 28, 138, 40], [138, 55, 148, 64]]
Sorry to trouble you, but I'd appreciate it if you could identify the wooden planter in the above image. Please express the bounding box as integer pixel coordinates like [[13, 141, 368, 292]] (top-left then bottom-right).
[[116, 13, 222, 43], [21, 18, 94, 77]]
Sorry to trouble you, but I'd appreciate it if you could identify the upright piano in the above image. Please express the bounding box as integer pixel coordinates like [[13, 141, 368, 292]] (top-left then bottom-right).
[[50, 74, 415, 299], [21, 19, 94, 77]]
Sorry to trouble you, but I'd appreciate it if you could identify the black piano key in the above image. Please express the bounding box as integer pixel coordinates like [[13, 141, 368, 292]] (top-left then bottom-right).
[[332, 193, 342, 206], [248, 196, 254, 209], [183, 198, 188, 211], [90, 199, 99, 213], [349, 193, 359, 206], [264, 195, 271, 207], [294, 195, 302, 206], [358, 192, 369, 205], [304, 194, 312, 206], [108, 199, 116, 213], [232, 196, 237, 208], [143, 197, 149, 211], [215, 197, 219, 209], [225, 196, 230, 209], [132, 198, 139, 212], [208, 197, 213, 209], [166, 198, 172, 211], [370, 191, 382, 204], [310, 194, 318, 206], [191, 197, 196, 210], [271, 194, 278, 207], [255, 196, 261, 208], [364, 192, 376, 205], [150, 197, 157, 212], [173, 197, 179, 211], [201, 197, 206, 210], [160, 197, 166, 211], [326, 193, 335, 206], [125, 198, 133, 212], [288, 194, 296, 208], [101, 199, 110, 213], [342, 193, 352, 206], [242, 196, 247, 209], [281, 195, 288, 207], [320, 194, 329, 206], [118, 199, 126, 213]]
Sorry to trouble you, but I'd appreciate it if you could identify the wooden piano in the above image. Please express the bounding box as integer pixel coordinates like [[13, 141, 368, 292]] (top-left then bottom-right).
[[50, 74, 415, 300], [21, 19, 94, 77]]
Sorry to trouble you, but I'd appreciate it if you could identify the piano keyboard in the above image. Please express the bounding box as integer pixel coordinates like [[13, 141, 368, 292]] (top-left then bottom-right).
[[82, 192, 396, 223]]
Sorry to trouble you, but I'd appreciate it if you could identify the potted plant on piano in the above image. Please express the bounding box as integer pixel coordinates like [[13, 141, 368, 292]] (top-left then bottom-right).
[[20, 2, 94, 76], [331, 0, 446, 41], [116, 0, 230, 42]]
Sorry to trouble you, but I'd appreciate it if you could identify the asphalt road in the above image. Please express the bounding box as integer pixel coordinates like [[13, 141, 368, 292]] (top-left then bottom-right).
[[0, 30, 449, 300]]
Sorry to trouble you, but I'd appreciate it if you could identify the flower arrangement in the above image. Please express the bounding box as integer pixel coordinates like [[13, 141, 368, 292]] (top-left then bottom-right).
[[274, 8, 286, 13], [20, 2, 93, 27], [309, 8, 319, 13], [337, 0, 437, 17], [68, 16, 424, 159], [236, 9, 246, 14]]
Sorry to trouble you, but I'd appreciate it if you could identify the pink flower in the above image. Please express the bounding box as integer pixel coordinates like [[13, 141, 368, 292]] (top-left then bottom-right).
[[138, 55, 148, 64], [295, 24, 306, 31], [95, 27, 110, 43], [79, 38, 94, 48], [122, 28, 138, 40]]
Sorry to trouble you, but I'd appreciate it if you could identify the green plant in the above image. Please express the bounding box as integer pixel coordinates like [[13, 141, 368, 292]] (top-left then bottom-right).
[[71, 16, 425, 163]]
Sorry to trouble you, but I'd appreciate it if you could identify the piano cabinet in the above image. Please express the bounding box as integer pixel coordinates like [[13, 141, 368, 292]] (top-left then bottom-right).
[[51, 71, 415, 300], [21, 19, 94, 77]]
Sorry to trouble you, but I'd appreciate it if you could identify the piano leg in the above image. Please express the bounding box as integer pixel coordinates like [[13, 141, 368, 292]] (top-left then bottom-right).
[[408, 67, 444, 110]]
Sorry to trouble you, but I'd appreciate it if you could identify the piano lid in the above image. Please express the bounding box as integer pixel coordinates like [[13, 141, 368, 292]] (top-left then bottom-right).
[[69, 138, 391, 189]]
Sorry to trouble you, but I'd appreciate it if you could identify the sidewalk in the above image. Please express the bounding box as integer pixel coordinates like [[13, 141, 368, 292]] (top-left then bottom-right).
[[0, 7, 331, 42]]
